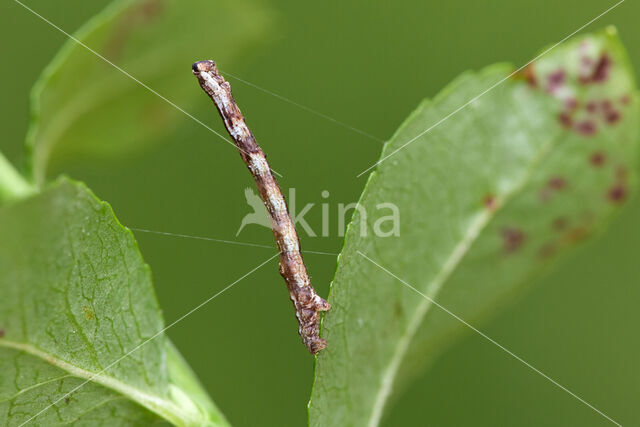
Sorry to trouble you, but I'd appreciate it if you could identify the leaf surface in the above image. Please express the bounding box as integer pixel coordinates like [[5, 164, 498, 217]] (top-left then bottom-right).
[[310, 29, 639, 426], [0, 178, 228, 426], [25, 0, 273, 185]]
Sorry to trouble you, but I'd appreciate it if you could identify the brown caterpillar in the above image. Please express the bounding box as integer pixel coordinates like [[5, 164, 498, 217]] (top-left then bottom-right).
[[192, 60, 330, 354]]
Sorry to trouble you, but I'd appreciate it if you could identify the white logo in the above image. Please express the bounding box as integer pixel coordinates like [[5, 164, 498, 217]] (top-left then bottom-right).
[[236, 187, 400, 237], [236, 188, 271, 236]]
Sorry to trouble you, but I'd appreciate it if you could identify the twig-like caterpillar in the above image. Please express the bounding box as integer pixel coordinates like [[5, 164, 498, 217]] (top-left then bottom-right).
[[192, 60, 330, 354]]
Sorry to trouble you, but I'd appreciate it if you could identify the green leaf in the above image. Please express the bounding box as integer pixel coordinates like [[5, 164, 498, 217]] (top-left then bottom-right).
[[310, 28, 639, 426], [0, 178, 229, 426], [25, 0, 274, 186], [0, 152, 36, 204]]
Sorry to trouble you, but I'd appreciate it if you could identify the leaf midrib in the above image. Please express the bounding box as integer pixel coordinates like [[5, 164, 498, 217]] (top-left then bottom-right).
[[366, 112, 559, 427], [0, 338, 193, 426]]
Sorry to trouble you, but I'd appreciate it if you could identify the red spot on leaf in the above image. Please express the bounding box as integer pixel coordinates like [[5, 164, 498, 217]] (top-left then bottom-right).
[[606, 166, 628, 204], [608, 184, 627, 203], [540, 177, 567, 202], [515, 64, 537, 87], [548, 176, 567, 190], [620, 95, 631, 105], [586, 101, 597, 113], [589, 152, 606, 167], [0, 329, 4, 338], [558, 112, 573, 128], [605, 110, 621, 124], [564, 98, 579, 111], [592, 54, 612, 83], [483, 194, 497, 210], [578, 54, 612, 85], [552, 217, 569, 232], [394, 301, 403, 318], [575, 120, 596, 136], [546, 69, 566, 93], [565, 226, 590, 244], [501, 228, 526, 253], [140, 0, 163, 18]]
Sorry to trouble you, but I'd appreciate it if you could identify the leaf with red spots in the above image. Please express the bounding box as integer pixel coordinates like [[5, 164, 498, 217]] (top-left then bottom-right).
[[311, 28, 639, 427], [25, 0, 274, 186]]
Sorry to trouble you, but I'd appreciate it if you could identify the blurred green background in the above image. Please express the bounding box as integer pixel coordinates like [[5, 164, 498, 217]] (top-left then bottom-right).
[[1, 0, 639, 425]]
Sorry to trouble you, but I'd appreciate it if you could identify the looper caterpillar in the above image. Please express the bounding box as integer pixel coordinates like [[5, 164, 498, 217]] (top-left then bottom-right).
[[192, 60, 330, 354]]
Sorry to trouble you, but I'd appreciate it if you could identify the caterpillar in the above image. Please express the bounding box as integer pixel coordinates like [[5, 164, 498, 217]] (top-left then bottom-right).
[[192, 60, 330, 354]]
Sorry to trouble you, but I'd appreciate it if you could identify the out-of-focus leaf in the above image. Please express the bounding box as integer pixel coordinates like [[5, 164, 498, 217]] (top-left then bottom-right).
[[0, 178, 229, 426], [0, 152, 35, 203], [310, 28, 639, 426], [25, 0, 274, 185]]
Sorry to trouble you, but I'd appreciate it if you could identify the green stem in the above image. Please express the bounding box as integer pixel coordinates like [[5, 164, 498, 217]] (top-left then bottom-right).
[[0, 151, 36, 203]]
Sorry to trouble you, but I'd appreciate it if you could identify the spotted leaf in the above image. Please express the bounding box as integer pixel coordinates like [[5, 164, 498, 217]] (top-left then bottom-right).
[[310, 28, 639, 427]]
